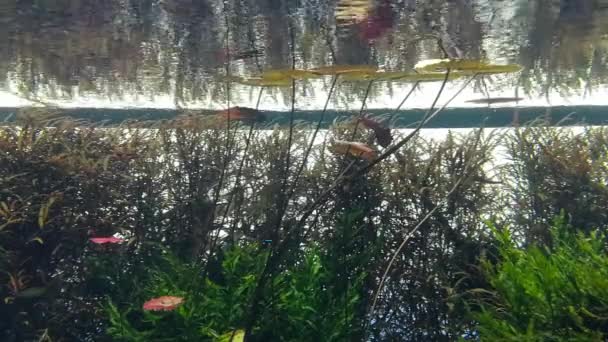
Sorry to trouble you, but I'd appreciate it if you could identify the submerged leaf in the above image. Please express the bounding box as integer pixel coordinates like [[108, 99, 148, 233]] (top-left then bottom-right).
[[466, 97, 524, 104], [217, 330, 245, 342], [414, 59, 522, 75], [216, 107, 265, 123], [330, 140, 377, 161], [358, 117, 393, 147], [29, 237, 44, 245], [16, 287, 47, 299], [310, 65, 378, 76]]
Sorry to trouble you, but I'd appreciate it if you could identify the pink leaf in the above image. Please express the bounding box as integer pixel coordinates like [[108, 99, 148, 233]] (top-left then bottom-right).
[[89, 237, 124, 245], [143, 296, 185, 311]]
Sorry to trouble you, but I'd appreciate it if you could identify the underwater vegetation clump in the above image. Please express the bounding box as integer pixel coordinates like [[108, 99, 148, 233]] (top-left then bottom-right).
[[3, 107, 608, 340], [3, 57, 608, 341], [467, 216, 608, 340]]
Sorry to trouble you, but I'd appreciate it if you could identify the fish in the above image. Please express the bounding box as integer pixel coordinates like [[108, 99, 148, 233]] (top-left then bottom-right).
[[330, 140, 377, 161], [217, 107, 265, 123], [358, 116, 392, 148], [466, 97, 524, 104]]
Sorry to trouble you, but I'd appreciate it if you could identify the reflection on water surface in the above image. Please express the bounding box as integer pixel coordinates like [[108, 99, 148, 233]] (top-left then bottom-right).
[[0, 0, 607, 110]]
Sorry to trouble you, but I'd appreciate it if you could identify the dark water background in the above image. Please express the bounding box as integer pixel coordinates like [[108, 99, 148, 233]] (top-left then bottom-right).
[[0, 0, 607, 111]]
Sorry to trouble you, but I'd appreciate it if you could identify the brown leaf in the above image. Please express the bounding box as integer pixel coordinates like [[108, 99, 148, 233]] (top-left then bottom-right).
[[217, 107, 265, 123], [359, 117, 393, 148], [330, 140, 377, 161]]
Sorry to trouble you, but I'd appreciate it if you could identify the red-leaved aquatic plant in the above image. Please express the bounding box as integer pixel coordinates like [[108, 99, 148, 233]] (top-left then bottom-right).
[[143, 296, 184, 311]]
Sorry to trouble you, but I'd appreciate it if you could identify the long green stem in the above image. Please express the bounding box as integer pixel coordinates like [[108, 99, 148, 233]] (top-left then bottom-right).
[[358, 73, 478, 176], [388, 81, 419, 125], [205, 5, 236, 260], [288, 75, 339, 199], [244, 21, 298, 341], [338, 80, 375, 166], [367, 128, 483, 320], [292, 71, 460, 245], [217, 87, 265, 244]]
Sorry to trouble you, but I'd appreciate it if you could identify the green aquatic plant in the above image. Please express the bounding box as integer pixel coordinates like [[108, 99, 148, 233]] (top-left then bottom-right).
[[4, 103, 608, 341], [467, 216, 608, 340], [104, 245, 363, 342]]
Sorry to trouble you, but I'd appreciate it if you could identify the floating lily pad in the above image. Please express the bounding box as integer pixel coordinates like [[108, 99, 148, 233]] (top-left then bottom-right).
[[226, 76, 291, 87], [310, 65, 378, 76], [16, 287, 47, 299], [335, 0, 372, 22], [341, 71, 465, 82], [260, 69, 320, 80], [414, 59, 522, 75]]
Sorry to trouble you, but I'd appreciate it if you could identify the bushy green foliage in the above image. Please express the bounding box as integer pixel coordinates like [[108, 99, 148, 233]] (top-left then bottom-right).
[[104, 245, 363, 342], [471, 216, 608, 341], [505, 126, 608, 244]]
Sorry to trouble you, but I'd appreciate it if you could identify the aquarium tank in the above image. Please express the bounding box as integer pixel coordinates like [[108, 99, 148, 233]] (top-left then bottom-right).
[[2, 0, 608, 341]]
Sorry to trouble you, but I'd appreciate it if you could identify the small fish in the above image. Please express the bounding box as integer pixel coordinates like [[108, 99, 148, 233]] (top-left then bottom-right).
[[358, 116, 393, 148], [217, 107, 265, 123], [466, 97, 524, 104], [330, 140, 377, 161]]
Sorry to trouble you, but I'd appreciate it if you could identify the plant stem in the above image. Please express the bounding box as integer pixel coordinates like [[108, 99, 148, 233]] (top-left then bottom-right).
[[217, 87, 265, 244], [244, 21, 297, 341], [288, 75, 339, 199], [339, 80, 375, 164], [367, 128, 483, 319], [294, 72, 455, 234], [357, 73, 478, 176]]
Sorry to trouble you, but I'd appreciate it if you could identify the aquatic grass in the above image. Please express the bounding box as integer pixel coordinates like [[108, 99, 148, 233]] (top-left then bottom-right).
[[241, 67, 476, 339], [467, 216, 608, 340]]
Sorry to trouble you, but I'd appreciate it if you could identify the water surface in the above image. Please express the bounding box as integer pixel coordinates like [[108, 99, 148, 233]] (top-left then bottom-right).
[[1, 0, 607, 112]]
